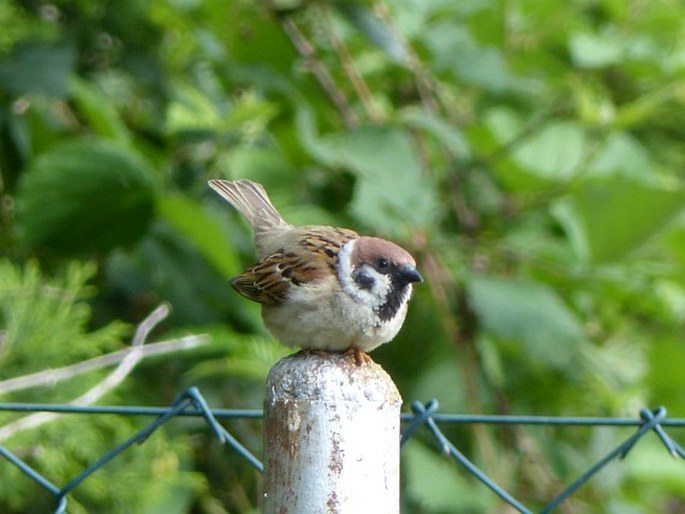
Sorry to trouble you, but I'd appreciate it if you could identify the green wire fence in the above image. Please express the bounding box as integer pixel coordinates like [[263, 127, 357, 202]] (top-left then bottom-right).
[[1, 389, 685, 513]]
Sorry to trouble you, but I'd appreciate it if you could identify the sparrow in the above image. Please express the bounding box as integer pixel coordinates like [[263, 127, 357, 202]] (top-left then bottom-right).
[[208, 179, 423, 364]]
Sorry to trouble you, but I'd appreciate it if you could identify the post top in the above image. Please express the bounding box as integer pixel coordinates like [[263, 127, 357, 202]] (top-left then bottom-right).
[[265, 352, 402, 405]]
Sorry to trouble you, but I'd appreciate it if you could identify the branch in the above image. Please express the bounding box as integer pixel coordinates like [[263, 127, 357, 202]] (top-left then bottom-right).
[[69, 302, 170, 406], [320, 4, 383, 123], [374, 0, 440, 116], [279, 14, 358, 128], [0, 303, 205, 442], [0, 334, 208, 395]]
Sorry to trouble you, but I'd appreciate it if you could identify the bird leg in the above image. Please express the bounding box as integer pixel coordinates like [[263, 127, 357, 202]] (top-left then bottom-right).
[[300, 348, 333, 359], [345, 346, 374, 366], [300, 347, 373, 365]]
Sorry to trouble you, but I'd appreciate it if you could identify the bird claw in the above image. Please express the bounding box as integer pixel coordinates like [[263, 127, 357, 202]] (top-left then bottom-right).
[[300, 347, 373, 366], [345, 347, 374, 366], [301, 348, 333, 359]]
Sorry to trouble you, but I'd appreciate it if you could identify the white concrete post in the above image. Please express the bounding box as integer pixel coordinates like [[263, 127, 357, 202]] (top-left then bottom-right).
[[263, 352, 402, 514]]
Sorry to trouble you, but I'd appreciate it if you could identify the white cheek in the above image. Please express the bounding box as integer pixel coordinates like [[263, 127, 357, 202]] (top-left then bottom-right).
[[355, 267, 391, 309], [337, 241, 358, 294], [338, 242, 389, 310]]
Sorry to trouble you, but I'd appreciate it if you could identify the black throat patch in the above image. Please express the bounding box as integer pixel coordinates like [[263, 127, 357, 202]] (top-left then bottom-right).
[[375, 284, 409, 322]]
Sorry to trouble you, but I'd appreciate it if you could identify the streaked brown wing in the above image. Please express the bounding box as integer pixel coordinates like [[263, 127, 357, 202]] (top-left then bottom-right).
[[230, 254, 290, 304], [297, 226, 358, 264], [229, 250, 330, 305], [230, 226, 359, 305]]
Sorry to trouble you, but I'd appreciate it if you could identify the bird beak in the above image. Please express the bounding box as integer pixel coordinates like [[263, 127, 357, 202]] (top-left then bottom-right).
[[398, 265, 423, 285]]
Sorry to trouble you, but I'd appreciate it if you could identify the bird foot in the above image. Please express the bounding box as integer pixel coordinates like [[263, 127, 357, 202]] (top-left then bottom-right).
[[299, 347, 373, 366], [300, 348, 333, 359], [345, 347, 374, 366]]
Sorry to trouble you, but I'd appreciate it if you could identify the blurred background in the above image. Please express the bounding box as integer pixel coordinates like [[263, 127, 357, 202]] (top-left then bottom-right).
[[2, 0, 685, 512]]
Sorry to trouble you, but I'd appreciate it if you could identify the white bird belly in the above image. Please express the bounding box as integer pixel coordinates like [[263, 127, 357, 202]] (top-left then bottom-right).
[[262, 279, 408, 352]]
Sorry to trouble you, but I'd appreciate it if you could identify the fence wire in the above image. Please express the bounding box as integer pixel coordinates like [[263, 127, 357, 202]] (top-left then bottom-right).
[[1, 389, 685, 513]]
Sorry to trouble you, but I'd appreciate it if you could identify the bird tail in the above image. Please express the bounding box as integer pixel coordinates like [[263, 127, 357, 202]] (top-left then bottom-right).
[[208, 179, 288, 232]]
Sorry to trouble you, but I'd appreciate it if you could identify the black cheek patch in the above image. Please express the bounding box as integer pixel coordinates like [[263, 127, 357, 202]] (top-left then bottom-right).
[[353, 269, 376, 291]]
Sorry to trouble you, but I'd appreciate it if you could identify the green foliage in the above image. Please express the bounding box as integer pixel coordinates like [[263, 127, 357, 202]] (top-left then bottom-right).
[[15, 139, 156, 254], [0, 261, 204, 513], [0, 260, 127, 382], [2, 0, 685, 512], [468, 276, 583, 370], [558, 179, 685, 263], [319, 125, 440, 235], [0, 40, 75, 97], [402, 440, 493, 513]]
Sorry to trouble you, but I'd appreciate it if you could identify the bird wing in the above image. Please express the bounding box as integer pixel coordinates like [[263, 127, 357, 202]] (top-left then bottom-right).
[[230, 226, 358, 305]]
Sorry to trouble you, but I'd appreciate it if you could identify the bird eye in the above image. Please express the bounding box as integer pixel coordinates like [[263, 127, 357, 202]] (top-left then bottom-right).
[[376, 257, 390, 271]]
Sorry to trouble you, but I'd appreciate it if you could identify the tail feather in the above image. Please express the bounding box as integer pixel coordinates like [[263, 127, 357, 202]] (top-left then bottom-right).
[[208, 179, 288, 232]]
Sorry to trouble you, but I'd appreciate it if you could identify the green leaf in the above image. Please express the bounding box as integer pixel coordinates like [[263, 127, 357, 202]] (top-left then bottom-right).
[[166, 84, 278, 138], [556, 179, 685, 263], [625, 438, 685, 496], [0, 40, 76, 97], [403, 440, 492, 512], [467, 276, 583, 369], [223, 4, 297, 74], [294, 102, 340, 165], [513, 121, 586, 180], [569, 31, 623, 68], [16, 139, 156, 253], [410, 359, 468, 413], [69, 77, 131, 145], [423, 22, 516, 92], [319, 125, 439, 235], [165, 83, 225, 134], [586, 132, 657, 181], [477, 107, 550, 191], [332, 1, 409, 64], [647, 336, 685, 410], [483, 106, 524, 144], [222, 146, 298, 192], [398, 106, 471, 160], [158, 194, 241, 278]]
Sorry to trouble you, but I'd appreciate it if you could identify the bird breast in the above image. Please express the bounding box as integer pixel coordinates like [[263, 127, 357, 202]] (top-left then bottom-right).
[[261, 275, 409, 352]]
